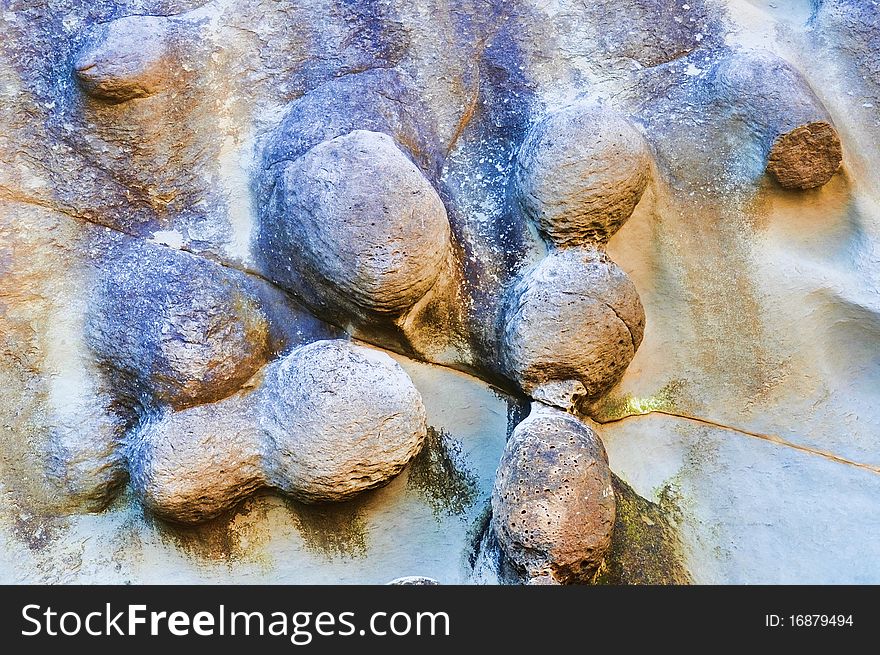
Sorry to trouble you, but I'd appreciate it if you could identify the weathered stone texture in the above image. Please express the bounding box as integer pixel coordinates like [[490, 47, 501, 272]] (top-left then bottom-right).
[[85, 241, 271, 410], [2, 0, 877, 587], [492, 405, 615, 583], [261, 130, 451, 320], [767, 121, 843, 190], [515, 105, 652, 246], [503, 248, 645, 406], [74, 16, 173, 103], [262, 340, 427, 504]]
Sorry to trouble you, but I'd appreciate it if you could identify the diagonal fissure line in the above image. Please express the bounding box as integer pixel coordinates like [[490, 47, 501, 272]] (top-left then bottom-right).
[[2, 190, 518, 389], [595, 409, 880, 476], [11, 195, 875, 478], [1, 187, 277, 283], [14, 187, 875, 477]]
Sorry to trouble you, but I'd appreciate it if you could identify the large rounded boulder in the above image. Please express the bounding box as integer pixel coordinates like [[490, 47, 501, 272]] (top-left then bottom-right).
[[262, 130, 451, 318], [85, 242, 270, 410], [514, 105, 652, 246], [502, 247, 645, 407], [492, 405, 616, 583]]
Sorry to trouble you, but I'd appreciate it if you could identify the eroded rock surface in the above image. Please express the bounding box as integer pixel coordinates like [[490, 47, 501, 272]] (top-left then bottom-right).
[[515, 105, 652, 246], [131, 340, 427, 523], [130, 397, 264, 524], [503, 248, 645, 407], [1, 0, 877, 587], [492, 405, 615, 584]]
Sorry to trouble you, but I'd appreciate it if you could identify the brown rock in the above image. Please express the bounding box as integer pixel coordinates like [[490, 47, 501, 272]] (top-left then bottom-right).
[[264, 130, 452, 318], [128, 397, 265, 524], [514, 104, 652, 246], [502, 247, 645, 407], [767, 121, 843, 190], [491, 405, 616, 583]]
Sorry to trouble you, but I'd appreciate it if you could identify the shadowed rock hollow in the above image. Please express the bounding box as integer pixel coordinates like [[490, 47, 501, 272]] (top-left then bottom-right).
[[0, 0, 877, 585]]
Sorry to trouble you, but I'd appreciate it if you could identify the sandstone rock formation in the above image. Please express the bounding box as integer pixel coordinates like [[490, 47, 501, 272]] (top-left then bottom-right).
[[1, 0, 877, 586], [261, 340, 427, 504], [492, 405, 615, 584], [514, 105, 652, 246], [712, 48, 844, 189], [86, 240, 271, 410], [260, 69, 443, 182], [630, 45, 845, 193], [261, 130, 452, 320], [131, 340, 427, 523], [130, 397, 265, 524]]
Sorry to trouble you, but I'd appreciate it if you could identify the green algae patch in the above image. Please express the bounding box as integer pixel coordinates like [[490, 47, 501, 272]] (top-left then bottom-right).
[[150, 493, 272, 562], [589, 379, 689, 422], [407, 426, 479, 519], [595, 474, 690, 585]]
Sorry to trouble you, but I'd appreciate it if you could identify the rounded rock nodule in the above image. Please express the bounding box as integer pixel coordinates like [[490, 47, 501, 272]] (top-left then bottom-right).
[[267, 130, 451, 317], [74, 16, 173, 103], [129, 340, 428, 522], [129, 399, 265, 524], [502, 247, 645, 406], [491, 405, 616, 584], [710, 50, 844, 190], [262, 340, 428, 503], [767, 121, 843, 190], [386, 576, 441, 585], [514, 104, 652, 246], [86, 243, 270, 411]]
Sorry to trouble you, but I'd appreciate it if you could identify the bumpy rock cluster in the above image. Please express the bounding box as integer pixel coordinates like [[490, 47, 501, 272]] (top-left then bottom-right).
[[3, 0, 854, 584], [514, 105, 652, 246], [504, 105, 648, 411], [131, 340, 427, 523]]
